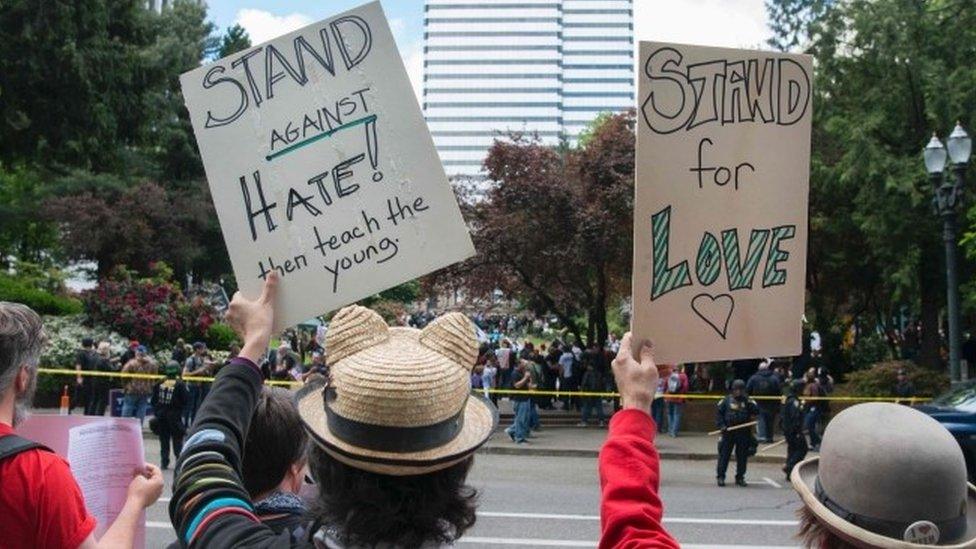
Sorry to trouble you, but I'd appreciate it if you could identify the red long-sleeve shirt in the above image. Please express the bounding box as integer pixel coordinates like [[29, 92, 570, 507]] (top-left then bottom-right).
[[599, 409, 680, 549]]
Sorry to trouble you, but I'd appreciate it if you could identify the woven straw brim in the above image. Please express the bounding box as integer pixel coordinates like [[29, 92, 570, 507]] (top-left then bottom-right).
[[792, 458, 976, 548], [298, 385, 497, 476]]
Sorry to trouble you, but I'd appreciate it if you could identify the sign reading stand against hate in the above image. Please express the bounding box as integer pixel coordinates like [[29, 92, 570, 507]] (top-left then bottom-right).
[[180, 1, 474, 330], [632, 42, 812, 364]]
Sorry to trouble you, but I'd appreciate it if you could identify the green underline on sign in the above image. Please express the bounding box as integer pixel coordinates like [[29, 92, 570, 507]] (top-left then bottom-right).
[[265, 114, 377, 161]]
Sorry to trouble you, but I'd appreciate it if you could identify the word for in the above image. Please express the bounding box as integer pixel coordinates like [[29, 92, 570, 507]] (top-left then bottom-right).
[[641, 47, 810, 134], [268, 87, 371, 152], [255, 194, 430, 293], [690, 137, 755, 190], [199, 14, 373, 129], [649, 206, 795, 300]]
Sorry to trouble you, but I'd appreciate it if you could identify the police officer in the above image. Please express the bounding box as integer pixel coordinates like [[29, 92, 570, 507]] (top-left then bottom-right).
[[716, 379, 758, 487], [781, 379, 808, 481]]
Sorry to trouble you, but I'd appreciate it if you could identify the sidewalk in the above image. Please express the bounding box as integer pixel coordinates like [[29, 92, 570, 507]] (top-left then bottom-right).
[[481, 425, 790, 463], [485, 400, 791, 463]]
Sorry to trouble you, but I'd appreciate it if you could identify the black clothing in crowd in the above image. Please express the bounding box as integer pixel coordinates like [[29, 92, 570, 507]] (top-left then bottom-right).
[[781, 388, 808, 481], [746, 368, 781, 443], [151, 377, 188, 470]]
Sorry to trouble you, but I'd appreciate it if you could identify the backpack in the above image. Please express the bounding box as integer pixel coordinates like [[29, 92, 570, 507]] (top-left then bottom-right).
[[0, 434, 51, 462], [667, 372, 681, 393]]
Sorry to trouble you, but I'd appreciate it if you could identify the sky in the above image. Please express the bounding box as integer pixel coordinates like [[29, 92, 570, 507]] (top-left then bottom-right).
[[206, 0, 772, 99]]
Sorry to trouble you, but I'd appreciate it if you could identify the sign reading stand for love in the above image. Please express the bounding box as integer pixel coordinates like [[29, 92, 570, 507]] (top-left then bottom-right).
[[180, 1, 474, 331], [632, 42, 812, 363]]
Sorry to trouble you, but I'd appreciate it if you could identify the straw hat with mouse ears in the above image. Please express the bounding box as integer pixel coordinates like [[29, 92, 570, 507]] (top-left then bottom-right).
[[792, 402, 976, 548], [297, 305, 498, 476]]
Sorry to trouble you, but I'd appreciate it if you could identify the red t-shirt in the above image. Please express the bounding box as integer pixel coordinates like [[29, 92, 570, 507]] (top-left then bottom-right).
[[0, 422, 97, 549]]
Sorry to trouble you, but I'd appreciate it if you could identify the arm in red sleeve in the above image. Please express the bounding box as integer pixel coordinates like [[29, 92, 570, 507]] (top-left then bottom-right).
[[599, 409, 680, 549]]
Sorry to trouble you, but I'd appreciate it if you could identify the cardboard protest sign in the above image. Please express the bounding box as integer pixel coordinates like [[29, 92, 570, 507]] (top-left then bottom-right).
[[180, 1, 474, 330], [632, 42, 812, 363]]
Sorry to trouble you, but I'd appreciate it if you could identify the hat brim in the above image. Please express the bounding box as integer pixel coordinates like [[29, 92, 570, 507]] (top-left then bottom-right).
[[298, 383, 498, 476], [792, 457, 976, 548]]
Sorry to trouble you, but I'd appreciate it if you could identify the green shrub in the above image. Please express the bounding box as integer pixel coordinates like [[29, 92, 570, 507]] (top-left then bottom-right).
[[846, 332, 892, 371], [206, 322, 241, 351], [845, 360, 949, 397], [0, 274, 82, 315]]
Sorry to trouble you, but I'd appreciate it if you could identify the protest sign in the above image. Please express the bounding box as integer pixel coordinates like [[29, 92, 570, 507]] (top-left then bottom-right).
[[180, 1, 474, 330], [18, 415, 146, 547], [632, 42, 812, 363]]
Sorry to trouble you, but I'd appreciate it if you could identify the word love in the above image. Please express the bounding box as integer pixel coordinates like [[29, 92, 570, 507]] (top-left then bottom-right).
[[649, 206, 795, 300], [641, 46, 810, 134]]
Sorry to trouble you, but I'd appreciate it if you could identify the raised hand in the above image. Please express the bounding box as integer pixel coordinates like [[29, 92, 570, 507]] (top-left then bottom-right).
[[611, 332, 660, 415], [225, 272, 278, 364]]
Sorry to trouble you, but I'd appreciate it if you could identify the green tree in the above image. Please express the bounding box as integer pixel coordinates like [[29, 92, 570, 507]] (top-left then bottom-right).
[[0, 165, 58, 267], [0, 0, 157, 172], [430, 112, 635, 346], [768, 0, 976, 371], [218, 24, 252, 58]]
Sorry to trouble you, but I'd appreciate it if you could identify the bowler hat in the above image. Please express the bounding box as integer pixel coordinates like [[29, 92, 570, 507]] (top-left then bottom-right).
[[792, 403, 976, 547]]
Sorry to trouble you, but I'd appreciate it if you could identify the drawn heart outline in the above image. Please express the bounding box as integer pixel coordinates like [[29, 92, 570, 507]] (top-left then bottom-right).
[[691, 293, 734, 339]]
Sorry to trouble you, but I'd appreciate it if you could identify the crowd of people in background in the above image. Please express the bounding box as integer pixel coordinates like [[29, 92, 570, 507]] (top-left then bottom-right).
[[3, 278, 973, 548]]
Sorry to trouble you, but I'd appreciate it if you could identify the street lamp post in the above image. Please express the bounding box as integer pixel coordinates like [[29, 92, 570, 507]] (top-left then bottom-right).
[[923, 123, 972, 383]]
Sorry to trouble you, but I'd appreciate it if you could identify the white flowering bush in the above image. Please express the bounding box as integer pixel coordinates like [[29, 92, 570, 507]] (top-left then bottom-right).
[[36, 316, 236, 406], [40, 315, 128, 368]]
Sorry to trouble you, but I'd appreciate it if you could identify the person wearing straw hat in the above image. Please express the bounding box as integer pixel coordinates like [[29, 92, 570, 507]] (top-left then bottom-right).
[[791, 402, 976, 548], [168, 273, 499, 548]]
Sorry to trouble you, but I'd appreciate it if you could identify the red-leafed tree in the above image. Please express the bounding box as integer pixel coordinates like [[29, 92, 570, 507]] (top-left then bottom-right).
[[44, 179, 211, 278], [429, 110, 635, 346]]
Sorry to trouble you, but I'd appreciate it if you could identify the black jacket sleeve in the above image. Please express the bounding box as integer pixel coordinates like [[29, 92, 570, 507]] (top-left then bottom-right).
[[168, 358, 292, 548]]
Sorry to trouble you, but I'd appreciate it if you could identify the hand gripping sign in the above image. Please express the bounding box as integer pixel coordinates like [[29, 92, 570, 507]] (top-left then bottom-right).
[[632, 42, 813, 363], [180, 2, 474, 331]]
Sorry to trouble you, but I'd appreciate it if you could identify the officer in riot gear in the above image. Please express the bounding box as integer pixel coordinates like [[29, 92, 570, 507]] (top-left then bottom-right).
[[716, 379, 759, 487]]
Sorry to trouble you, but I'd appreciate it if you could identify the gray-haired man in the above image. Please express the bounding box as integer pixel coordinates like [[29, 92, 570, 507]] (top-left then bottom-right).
[[0, 302, 163, 548]]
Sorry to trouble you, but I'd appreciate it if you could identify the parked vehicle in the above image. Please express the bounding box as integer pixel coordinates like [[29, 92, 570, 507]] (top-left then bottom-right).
[[917, 381, 976, 481]]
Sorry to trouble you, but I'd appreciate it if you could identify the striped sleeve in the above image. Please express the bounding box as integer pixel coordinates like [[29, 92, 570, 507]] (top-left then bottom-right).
[[167, 358, 290, 547]]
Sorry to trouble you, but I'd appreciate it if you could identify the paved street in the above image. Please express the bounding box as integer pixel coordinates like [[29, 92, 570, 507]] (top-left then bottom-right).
[[144, 442, 802, 548]]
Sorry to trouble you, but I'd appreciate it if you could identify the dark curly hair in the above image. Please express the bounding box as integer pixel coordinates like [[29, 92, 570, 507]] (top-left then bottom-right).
[[308, 446, 478, 548]]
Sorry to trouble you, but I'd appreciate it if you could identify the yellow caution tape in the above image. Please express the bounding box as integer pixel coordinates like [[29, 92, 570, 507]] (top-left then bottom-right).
[[43, 368, 933, 403], [38, 368, 300, 388]]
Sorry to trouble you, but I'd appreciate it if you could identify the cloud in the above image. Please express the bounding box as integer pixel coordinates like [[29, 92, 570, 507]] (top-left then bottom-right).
[[234, 8, 313, 45], [401, 39, 424, 103], [635, 0, 770, 49], [388, 17, 406, 37]]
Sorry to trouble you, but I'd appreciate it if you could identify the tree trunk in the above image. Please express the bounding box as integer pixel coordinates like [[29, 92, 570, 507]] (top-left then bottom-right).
[[593, 263, 609, 350]]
